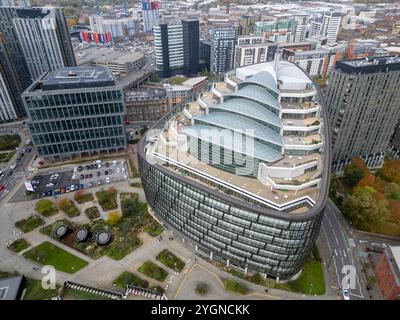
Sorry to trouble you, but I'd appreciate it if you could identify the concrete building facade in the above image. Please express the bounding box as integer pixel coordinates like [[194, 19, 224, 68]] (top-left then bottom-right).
[[325, 57, 400, 171]]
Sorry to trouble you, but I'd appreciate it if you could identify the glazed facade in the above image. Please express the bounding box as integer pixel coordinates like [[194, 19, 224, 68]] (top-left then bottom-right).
[[138, 62, 330, 279]]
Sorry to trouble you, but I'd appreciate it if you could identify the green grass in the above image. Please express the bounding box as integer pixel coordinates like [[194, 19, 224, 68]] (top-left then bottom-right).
[[273, 260, 325, 295], [62, 287, 110, 300], [8, 238, 30, 253], [23, 241, 88, 274], [223, 279, 249, 295], [130, 182, 143, 188], [156, 249, 185, 272], [113, 271, 149, 289], [138, 261, 168, 282], [23, 278, 59, 300], [15, 215, 45, 233]]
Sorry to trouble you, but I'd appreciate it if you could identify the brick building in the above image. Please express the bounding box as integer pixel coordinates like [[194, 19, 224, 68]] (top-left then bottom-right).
[[374, 246, 400, 300]]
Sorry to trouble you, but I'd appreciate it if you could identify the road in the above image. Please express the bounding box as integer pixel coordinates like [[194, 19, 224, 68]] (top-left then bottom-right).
[[321, 201, 365, 300], [0, 126, 35, 201]]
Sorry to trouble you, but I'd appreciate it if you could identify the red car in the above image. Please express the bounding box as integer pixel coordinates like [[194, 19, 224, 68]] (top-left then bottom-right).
[[0, 184, 5, 191]]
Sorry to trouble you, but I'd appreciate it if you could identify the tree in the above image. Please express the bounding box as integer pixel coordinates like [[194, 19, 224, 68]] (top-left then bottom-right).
[[35, 199, 57, 217], [106, 211, 121, 225], [344, 186, 388, 232], [377, 160, 400, 185], [343, 157, 370, 188], [384, 182, 400, 201]]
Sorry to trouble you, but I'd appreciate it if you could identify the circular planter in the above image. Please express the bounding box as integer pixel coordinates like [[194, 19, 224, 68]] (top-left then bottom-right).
[[55, 224, 68, 238], [96, 230, 111, 245], [74, 227, 89, 242]]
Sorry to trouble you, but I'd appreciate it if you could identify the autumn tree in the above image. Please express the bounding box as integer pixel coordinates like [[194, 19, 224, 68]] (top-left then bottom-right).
[[344, 186, 388, 232], [377, 160, 400, 185], [343, 157, 370, 188]]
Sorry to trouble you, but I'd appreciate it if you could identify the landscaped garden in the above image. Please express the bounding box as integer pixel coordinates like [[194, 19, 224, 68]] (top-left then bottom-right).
[[113, 271, 149, 289], [74, 190, 94, 204], [38, 192, 152, 261], [23, 278, 59, 300], [330, 157, 400, 236], [138, 261, 168, 282], [156, 249, 185, 272], [195, 282, 209, 296], [0, 134, 20, 151], [85, 206, 100, 219], [225, 246, 326, 295], [23, 241, 88, 274], [96, 187, 118, 211], [8, 238, 30, 253], [223, 279, 249, 295], [58, 198, 80, 217], [15, 215, 45, 233], [144, 222, 163, 237], [35, 199, 58, 217], [0, 150, 16, 163]]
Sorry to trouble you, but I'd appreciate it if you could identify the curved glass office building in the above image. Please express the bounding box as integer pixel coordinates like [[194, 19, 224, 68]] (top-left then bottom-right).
[[138, 61, 330, 279]]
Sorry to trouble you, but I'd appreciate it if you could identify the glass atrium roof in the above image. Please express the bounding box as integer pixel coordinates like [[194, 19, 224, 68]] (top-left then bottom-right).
[[208, 98, 282, 129], [193, 111, 284, 147], [226, 84, 281, 112], [243, 71, 279, 94], [181, 124, 283, 163]]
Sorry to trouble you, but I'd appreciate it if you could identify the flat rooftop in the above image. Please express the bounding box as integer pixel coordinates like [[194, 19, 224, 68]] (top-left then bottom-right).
[[40, 67, 116, 91], [76, 47, 144, 65], [336, 56, 400, 74]]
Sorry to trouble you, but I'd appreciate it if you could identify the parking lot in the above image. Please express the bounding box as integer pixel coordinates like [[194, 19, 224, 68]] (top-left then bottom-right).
[[72, 159, 128, 189], [26, 159, 128, 198]]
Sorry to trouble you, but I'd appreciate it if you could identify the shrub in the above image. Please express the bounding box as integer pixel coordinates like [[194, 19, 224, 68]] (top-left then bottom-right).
[[96, 188, 118, 211], [138, 261, 168, 282], [8, 238, 30, 252], [58, 198, 80, 217], [74, 191, 94, 204], [106, 211, 121, 225], [144, 223, 163, 237], [195, 282, 209, 296], [35, 199, 57, 217], [113, 272, 149, 289], [15, 215, 45, 233], [156, 249, 185, 272], [223, 279, 248, 295], [121, 197, 141, 217], [85, 206, 100, 219]]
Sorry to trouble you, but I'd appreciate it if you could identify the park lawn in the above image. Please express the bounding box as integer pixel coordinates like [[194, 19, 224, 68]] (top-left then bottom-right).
[[138, 261, 168, 282], [113, 271, 149, 289], [15, 215, 45, 233], [156, 249, 185, 272], [274, 259, 325, 295], [8, 238, 30, 253], [62, 287, 110, 300], [23, 278, 59, 300], [23, 241, 88, 274], [223, 279, 249, 295]]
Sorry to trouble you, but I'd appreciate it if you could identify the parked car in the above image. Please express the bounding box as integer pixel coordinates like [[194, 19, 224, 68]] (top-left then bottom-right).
[[89, 173, 92, 179], [80, 174, 84, 180], [342, 288, 350, 300], [105, 162, 110, 168], [84, 174, 88, 179], [66, 187, 70, 192], [0, 184, 5, 191], [105, 177, 110, 183], [97, 171, 101, 177], [77, 166, 83, 172], [70, 185, 75, 192], [123, 175, 128, 180], [104, 170, 108, 175]]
